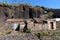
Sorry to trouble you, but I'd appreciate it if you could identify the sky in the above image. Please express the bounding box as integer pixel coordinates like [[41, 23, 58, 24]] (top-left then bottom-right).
[[0, 0, 60, 9]]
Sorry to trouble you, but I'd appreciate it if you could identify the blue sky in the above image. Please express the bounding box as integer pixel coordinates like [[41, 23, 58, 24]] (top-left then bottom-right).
[[0, 0, 60, 9]]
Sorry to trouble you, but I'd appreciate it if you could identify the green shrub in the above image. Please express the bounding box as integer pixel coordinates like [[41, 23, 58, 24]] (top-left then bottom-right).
[[35, 32, 42, 36], [42, 32, 50, 36], [35, 32, 50, 36], [57, 26, 60, 30], [6, 29, 12, 34], [0, 34, 6, 36], [52, 32, 60, 36], [52, 32, 57, 36], [25, 29, 31, 33]]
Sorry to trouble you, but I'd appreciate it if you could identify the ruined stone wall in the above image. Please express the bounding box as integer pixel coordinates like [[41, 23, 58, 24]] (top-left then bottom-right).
[[27, 20, 49, 31]]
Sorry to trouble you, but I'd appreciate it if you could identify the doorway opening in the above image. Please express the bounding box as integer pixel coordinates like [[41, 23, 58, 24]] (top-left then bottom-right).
[[23, 21, 28, 32], [13, 23, 20, 31], [15, 24, 20, 31], [50, 22, 54, 29]]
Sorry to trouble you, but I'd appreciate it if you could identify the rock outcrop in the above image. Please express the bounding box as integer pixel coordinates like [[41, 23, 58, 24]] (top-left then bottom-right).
[[0, 4, 44, 21], [0, 4, 60, 21]]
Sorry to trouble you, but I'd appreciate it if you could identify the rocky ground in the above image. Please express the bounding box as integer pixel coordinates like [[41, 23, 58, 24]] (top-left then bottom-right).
[[0, 33, 60, 40], [0, 33, 39, 40]]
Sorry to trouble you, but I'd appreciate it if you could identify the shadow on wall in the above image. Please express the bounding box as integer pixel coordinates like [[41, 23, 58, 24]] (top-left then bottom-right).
[[23, 21, 28, 32], [15, 24, 20, 31], [29, 8, 33, 19]]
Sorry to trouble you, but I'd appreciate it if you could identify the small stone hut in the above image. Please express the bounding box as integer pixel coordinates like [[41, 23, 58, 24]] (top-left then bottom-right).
[[6, 19, 26, 32], [43, 19, 56, 30], [26, 18, 56, 31]]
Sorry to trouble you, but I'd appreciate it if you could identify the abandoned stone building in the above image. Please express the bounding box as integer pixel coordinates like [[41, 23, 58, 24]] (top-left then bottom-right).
[[6, 19, 26, 32], [26, 18, 56, 31], [6, 18, 56, 32]]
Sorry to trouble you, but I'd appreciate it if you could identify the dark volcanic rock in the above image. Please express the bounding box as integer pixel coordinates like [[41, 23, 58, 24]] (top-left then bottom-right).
[[0, 4, 44, 20], [0, 4, 60, 21]]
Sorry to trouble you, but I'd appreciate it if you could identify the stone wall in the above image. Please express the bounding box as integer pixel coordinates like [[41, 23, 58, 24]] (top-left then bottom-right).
[[27, 20, 49, 31], [0, 33, 60, 40]]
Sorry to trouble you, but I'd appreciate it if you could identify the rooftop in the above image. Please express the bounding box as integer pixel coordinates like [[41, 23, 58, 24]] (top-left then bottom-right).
[[6, 19, 25, 22]]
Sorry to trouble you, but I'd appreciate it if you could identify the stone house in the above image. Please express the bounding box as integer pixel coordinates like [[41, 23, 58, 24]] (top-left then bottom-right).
[[6, 18, 56, 32], [6, 19, 26, 32], [50, 18, 60, 30], [26, 18, 56, 31], [43, 19, 56, 30]]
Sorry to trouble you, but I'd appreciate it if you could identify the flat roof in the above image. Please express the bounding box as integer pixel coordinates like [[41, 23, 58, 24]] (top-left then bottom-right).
[[6, 19, 25, 22]]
